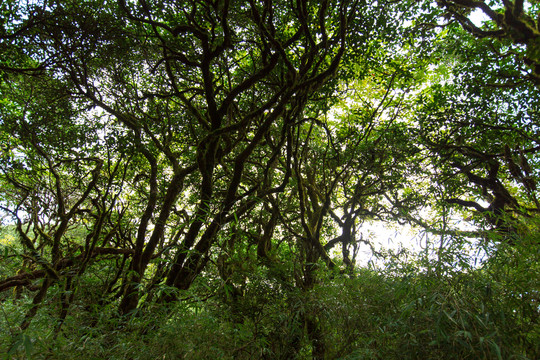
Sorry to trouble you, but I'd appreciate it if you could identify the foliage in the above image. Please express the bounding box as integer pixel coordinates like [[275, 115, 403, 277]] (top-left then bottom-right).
[[0, 0, 539, 358], [1, 229, 538, 359]]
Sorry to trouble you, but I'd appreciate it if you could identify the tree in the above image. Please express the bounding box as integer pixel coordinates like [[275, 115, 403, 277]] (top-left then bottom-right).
[[431, 0, 540, 84], [1, 0, 361, 317], [401, 3, 540, 241], [1, 1, 539, 358]]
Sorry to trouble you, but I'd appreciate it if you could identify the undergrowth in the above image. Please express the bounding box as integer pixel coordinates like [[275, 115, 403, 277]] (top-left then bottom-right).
[[1, 236, 538, 359]]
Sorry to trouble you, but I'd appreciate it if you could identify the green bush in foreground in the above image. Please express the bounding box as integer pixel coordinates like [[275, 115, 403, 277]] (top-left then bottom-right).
[[1, 232, 538, 360]]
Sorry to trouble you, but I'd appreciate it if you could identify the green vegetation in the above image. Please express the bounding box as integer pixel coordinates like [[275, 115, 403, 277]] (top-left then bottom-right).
[[1, 0, 539, 358]]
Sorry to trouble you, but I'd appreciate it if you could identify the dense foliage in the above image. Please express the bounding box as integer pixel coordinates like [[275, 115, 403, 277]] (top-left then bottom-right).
[[1, 0, 539, 359]]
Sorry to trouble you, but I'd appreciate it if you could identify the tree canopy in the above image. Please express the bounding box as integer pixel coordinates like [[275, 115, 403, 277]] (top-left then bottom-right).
[[1, 1, 539, 359]]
